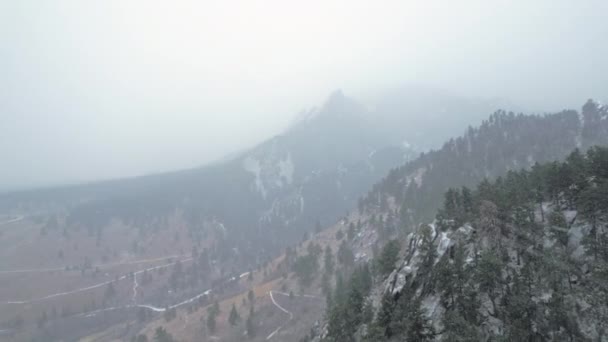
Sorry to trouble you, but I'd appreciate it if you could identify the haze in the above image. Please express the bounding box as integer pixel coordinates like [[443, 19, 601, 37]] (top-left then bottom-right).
[[2, 0, 607, 190]]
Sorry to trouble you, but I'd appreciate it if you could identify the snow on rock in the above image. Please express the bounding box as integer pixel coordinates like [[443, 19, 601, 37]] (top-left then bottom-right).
[[243, 149, 296, 199], [569, 222, 588, 258], [385, 223, 475, 297], [436, 232, 452, 262], [405, 167, 426, 188], [563, 209, 578, 223], [300, 195, 305, 214], [388, 269, 408, 296], [243, 156, 266, 199], [421, 295, 444, 332], [428, 222, 437, 239], [278, 153, 294, 185]]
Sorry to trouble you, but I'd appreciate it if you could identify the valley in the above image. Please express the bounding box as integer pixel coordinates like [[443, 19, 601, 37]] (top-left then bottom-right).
[[1, 99, 607, 341]]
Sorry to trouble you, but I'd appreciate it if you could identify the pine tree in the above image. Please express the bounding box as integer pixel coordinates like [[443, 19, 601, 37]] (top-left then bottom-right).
[[153, 327, 174, 342], [347, 222, 356, 240], [548, 210, 568, 248], [337, 240, 354, 268], [345, 285, 364, 333], [206, 313, 216, 334], [228, 303, 240, 326], [293, 254, 318, 287], [405, 298, 435, 342], [324, 246, 335, 274], [475, 249, 503, 316], [135, 334, 148, 342], [376, 292, 394, 337], [376, 239, 400, 277], [248, 289, 255, 305], [364, 321, 386, 342], [418, 225, 437, 274], [246, 307, 256, 338], [442, 310, 479, 341]]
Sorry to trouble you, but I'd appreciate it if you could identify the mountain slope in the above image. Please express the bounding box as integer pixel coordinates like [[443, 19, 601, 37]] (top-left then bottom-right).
[[322, 146, 608, 341], [362, 99, 608, 227], [311, 99, 608, 342], [0, 88, 509, 267]]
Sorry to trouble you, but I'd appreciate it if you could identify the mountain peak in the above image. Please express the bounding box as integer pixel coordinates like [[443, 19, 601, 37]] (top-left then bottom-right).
[[327, 88, 345, 102]]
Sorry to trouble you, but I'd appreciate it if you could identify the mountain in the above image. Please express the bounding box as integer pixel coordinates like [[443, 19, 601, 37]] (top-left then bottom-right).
[[4, 96, 602, 342], [317, 100, 608, 342], [361, 99, 608, 227], [323, 146, 608, 341], [0, 88, 504, 268]]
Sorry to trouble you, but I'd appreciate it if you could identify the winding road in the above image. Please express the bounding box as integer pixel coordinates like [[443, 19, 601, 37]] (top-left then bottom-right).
[[2, 244, 320, 341], [266, 290, 293, 340], [266, 290, 323, 340]]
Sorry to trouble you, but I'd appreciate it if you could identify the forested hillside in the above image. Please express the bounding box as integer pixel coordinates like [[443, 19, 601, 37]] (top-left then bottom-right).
[[362, 100, 608, 226], [322, 146, 608, 341]]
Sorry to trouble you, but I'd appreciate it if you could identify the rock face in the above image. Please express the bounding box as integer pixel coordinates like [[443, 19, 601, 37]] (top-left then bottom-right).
[[374, 207, 607, 341], [385, 224, 474, 297]]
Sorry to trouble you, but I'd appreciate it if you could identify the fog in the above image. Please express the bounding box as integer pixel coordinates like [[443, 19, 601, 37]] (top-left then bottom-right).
[[2, 0, 607, 190]]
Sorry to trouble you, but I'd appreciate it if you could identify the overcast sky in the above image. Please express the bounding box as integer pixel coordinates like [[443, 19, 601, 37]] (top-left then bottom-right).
[[1, 0, 607, 190]]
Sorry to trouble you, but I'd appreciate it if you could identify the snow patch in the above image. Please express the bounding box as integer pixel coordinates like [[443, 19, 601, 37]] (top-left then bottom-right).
[[300, 195, 305, 214], [421, 295, 442, 322], [436, 232, 452, 261], [406, 167, 427, 187], [278, 153, 294, 185], [243, 157, 267, 199]]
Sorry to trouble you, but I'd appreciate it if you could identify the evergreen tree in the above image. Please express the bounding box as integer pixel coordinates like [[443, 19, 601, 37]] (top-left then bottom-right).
[[418, 225, 437, 274], [248, 289, 255, 305], [228, 303, 240, 326], [135, 334, 148, 342], [324, 246, 335, 274], [293, 253, 318, 287], [405, 298, 435, 342], [246, 307, 256, 338], [337, 240, 355, 268], [153, 327, 174, 342], [376, 292, 394, 337], [442, 310, 479, 341], [475, 249, 503, 316], [347, 222, 356, 240], [376, 239, 400, 277], [206, 313, 216, 334], [548, 210, 569, 248]]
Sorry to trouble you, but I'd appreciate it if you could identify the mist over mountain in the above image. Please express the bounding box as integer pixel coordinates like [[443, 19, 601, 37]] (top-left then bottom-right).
[[3, 1, 608, 341], [0, 88, 508, 260], [2, 93, 606, 342]]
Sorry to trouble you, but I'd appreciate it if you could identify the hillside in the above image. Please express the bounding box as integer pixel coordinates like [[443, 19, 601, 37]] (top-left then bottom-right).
[[362, 99, 608, 226], [0, 88, 505, 341], [0, 88, 503, 270], [321, 145, 608, 341]]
